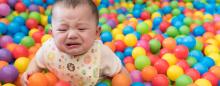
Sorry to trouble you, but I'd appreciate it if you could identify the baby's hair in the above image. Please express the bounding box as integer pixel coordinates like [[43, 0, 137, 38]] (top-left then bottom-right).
[[52, 0, 99, 25]]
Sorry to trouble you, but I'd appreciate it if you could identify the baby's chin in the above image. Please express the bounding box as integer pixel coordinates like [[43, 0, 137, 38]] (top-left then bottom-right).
[[64, 49, 88, 57]]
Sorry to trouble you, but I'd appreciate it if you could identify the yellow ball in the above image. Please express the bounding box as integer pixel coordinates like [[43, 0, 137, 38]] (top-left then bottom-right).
[[41, 34, 52, 43], [129, 18, 138, 23], [214, 34, 220, 45], [14, 57, 30, 73], [117, 24, 125, 30], [132, 47, 146, 59], [151, 12, 161, 20], [162, 53, 178, 66], [114, 34, 125, 41], [185, 2, 193, 9], [124, 34, 137, 47], [167, 65, 184, 81], [206, 39, 219, 47], [12, 11, 19, 16], [2, 83, 16, 86], [40, 15, 48, 26], [195, 79, 212, 86], [203, 14, 213, 21], [128, 2, 134, 9], [121, 2, 128, 8], [204, 45, 219, 55], [29, 28, 39, 37], [208, 53, 220, 65], [194, 11, 203, 18], [144, 20, 153, 29], [148, 32, 156, 38], [112, 28, 122, 38]]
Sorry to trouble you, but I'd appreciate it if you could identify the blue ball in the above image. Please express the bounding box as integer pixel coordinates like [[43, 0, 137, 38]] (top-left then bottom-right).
[[13, 32, 26, 44], [124, 47, 133, 57], [134, 4, 142, 10], [133, 9, 142, 18], [163, 6, 172, 14], [205, 4, 215, 14], [0, 22, 7, 35], [48, 15, 52, 24], [193, 26, 205, 36], [132, 32, 141, 40], [20, 26, 29, 35], [189, 50, 204, 62], [153, 17, 163, 26], [123, 26, 134, 35], [46, 0, 55, 5], [175, 36, 184, 45], [182, 36, 196, 49], [115, 51, 125, 61], [22, 0, 31, 7], [200, 56, 215, 68], [100, 32, 112, 43], [96, 82, 108, 86], [7, 22, 20, 35], [177, 14, 185, 21], [13, 16, 25, 25], [131, 82, 145, 86], [33, 0, 43, 5], [193, 63, 208, 75], [173, 20, 183, 29], [193, 1, 205, 10]]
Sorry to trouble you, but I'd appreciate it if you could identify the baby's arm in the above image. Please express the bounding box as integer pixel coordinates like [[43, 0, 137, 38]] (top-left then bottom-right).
[[21, 46, 46, 86]]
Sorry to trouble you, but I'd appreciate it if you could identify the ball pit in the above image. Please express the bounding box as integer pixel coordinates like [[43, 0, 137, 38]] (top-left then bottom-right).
[[0, 0, 219, 86]]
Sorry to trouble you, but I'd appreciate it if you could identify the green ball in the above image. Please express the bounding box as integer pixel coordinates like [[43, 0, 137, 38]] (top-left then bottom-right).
[[102, 79, 111, 86], [193, 40, 203, 51], [20, 36, 35, 48], [101, 24, 112, 32], [45, 8, 52, 16], [194, 19, 203, 25], [117, 14, 126, 23], [166, 26, 179, 37], [136, 0, 144, 4], [146, 1, 152, 6], [172, 8, 181, 16], [175, 75, 193, 86], [186, 56, 197, 67], [135, 55, 151, 70], [45, 24, 52, 34], [183, 17, 193, 26], [149, 39, 161, 54], [99, 17, 107, 24], [152, 4, 159, 11], [19, 12, 28, 20], [29, 12, 41, 23], [110, 9, 117, 14], [170, 1, 178, 8], [183, 0, 192, 2], [179, 25, 190, 35], [99, 8, 109, 15], [6, 14, 14, 22], [146, 6, 154, 13], [136, 22, 149, 35]]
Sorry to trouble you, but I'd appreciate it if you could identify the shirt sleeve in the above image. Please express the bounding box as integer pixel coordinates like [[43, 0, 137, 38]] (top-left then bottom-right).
[[99, 41, 122, 77], [34, 46, 46, 69]]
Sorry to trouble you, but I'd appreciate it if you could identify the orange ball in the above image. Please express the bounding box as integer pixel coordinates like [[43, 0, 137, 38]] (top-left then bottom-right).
[[45, 72, 58, 86], [104, 42, 116, 52], [214, 22, 220, 30], [15, 74, 22, 86], [125, 63, 136, 73], [209, 66, 220, 79], [0, 18, 9, 24], [6, 43, 17, 52], [141, 66, 158, 82], [203, 32, 215, 39], [28, 72, 48, 86], [0, 61, 8, 70], [162, 37, 176, 51], [112, 73, 131, 86]]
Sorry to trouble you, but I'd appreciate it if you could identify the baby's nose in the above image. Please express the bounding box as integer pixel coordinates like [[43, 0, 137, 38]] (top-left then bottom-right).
[[67, 30, 78, 39]]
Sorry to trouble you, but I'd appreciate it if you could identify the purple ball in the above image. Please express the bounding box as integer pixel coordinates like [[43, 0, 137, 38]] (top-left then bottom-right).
[[0, 65, 19, 83], [7, 0, 17, 7], [28, 4, 39, 12], [107, 20, 116, 28], [0, 35, 13, 47], [144, 82, 152, 86], [130, 70, 143, 83], [0, 48, 13, 62], [0, 3, 11, 16]]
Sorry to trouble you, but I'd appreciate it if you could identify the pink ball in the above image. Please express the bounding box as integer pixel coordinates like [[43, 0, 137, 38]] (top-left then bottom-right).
[[0, 3, 11, 16], [0, 36, 13, 48], [176, 60, 190, 72], [185, 68, 200, 81], [136, 40, 149, 52], [202, 72, 218, 86], [130, 70, 142, 82]]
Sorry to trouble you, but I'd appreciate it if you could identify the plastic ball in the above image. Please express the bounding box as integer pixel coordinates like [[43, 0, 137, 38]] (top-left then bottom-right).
[[15, 2, 26, 13], [114, 40, 126, 52], [124, 47, 133, 57], [0, 65, 19, 83], [125, 63, 135, 72], [12, 45, 29, 59], [0, 3, 11, 16], [135, 55, 150, 70], [132, 47, 146, 59], [200, 57, 215, 68], [193, 40, 203, 51], [100, 31, 112, 43], [96, 82, 107, 86], [131, 82, 144, 86], [185, 68, 200, 81], [28, 4, 39, 12], [130, 70, 142, 82], [2, 83, 16, 86], [165, 26, 179, 37], [20, 36, 35, 48], [193, 26, 205, 36], [115, 51, 124, 61], [29, 12, 41, 23], [7, 22, 21, 34], [141, 66, 157, 82], [167, 65, 184, 81], [102, 79, 111, 86], [153, 59, 169, 74], [162, 53, 178, 66], [183, 36, 196, 50], [209, 66, 220, 79], [193, 63, 208, 75], [13, 57, 30, 73], [0, 35, 13, 48], [0, 22, 7, 34], [13, 32, 25, 44], [124, 34, 137, 47], [195, 79, 212, 86], [26, 18, 38, 29], [208, 53, 220, 65], [162, 37, 176, 51], [179, 25, 190, 35], [152, 74, 169, 86], [55, 81, 71, 86], [140, 11, 150, 20], [0, 48, 13, 62], [174, 45, 189, 59], [112, 73, 131, 86], [202, 72, 218, 86], [149, 39, 161, 54], [176, 60, 190, 72], [136, 22, 149, 35], [132, 9, 141, 18], [123, 26, 134, 35], [0, 60, 8, 70], [159, 21, 170, 33], [135, 39, 149, 51], [204, 45, 219, 56], [175, 74, 193, 86]]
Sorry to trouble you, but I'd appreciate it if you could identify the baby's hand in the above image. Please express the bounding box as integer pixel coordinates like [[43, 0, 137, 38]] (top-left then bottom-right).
[[21, 72, 31, 86]]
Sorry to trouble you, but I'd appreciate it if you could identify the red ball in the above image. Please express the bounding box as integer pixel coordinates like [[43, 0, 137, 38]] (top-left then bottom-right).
[[123, 56, 134, 64], [15, 2, 26, 13], [185, 68, 200, 81], [0, 0, 7, 3], [152, 74, 169, 86], [154, 34, 164, 44], [176, 60, 190, 72], [153, 59, 169, 74], [26, 18, 38, 29], [140, 11, 150, 20], [140, 34, 151, 42], [148, 54, 160, 65], [159, 21, 170, 33], [114, 40, 126, 52], [159, 48, 170, 57], [55, 81, 71, 86], [12, 45, 29, 59], [173, 45, 189, 59], [202, 72, 218, 86], [32, 31, 44, 43]]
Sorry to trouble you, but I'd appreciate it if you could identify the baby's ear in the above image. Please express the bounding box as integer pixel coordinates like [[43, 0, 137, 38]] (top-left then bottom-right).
[[96, 26, 101, 36]]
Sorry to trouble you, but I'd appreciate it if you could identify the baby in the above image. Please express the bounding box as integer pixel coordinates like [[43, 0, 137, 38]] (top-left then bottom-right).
[[21, 0, 127, 86]]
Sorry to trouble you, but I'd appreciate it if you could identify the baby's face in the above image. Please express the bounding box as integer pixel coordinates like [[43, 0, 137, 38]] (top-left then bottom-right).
[[51, 4, 99, 56]]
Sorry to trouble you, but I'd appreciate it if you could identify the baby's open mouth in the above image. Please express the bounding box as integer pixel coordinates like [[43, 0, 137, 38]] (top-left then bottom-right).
[[65, 43, 81, 48]]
